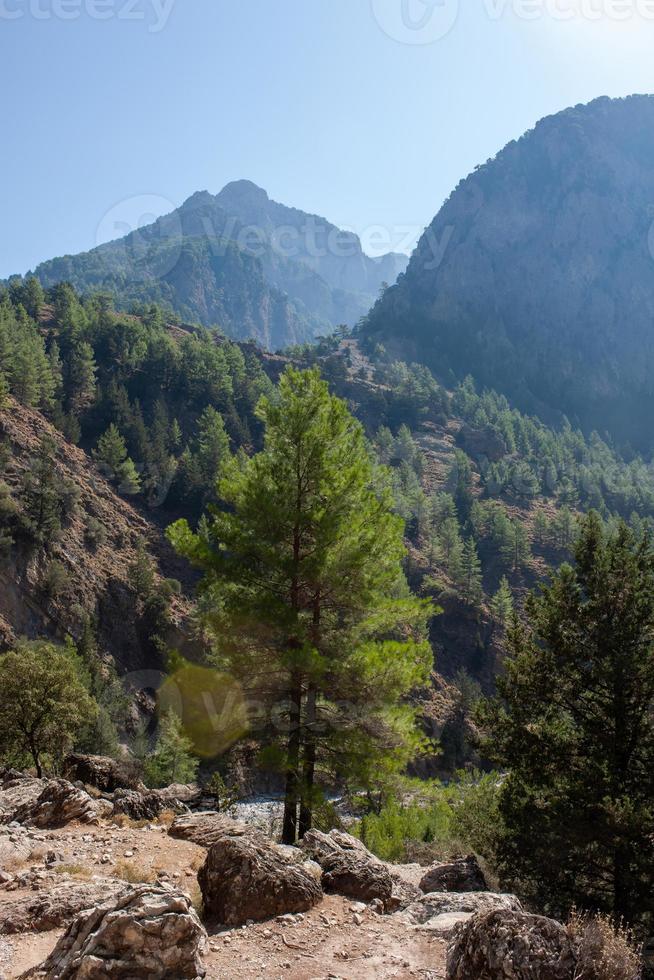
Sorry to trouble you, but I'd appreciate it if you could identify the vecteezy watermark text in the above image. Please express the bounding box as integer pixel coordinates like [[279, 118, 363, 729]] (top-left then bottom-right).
[[372, 0, 654, 45], [0, 0, 175, 32]]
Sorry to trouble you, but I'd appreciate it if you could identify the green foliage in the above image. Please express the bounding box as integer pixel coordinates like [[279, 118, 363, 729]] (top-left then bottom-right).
[[480, 513, 654, 926], [169, 366, 433, 842], [144, 709, 199, 788], [490, 576, 513, 625], [355, 772, 503, 864], [0, 640, 97, 776]]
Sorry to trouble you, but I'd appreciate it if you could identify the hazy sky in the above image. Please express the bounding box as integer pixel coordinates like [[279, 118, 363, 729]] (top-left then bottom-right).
[[2, 0, 654, 277]]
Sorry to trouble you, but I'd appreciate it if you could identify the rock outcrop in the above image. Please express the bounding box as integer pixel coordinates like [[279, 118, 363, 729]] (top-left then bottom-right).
[[321, 850, 394, 909], [446, 909, 578, 980], [63, 755, 141, 794], [406, 890, 522, 926], [0, 875, 125, 934], [30, 884, 206, 979], [419, 855, 487, 894], [7, 779, 111, 829], [168, 812, 248, 849], [198, 831, 322, 926], [113, 788, 188, 822], [300, 828, 396, 910]]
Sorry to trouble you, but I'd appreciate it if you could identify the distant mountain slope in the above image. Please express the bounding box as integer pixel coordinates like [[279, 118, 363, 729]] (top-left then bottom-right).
[[28, 181, 408, 349], [362, 95, 654, 452]]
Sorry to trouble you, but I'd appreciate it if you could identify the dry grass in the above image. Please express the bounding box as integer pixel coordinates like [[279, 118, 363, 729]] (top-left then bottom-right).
[[111, 814, 150, 830], [568, 910, 641, 980], [52, 864, 91, 879], [112, 860, 156, 884]]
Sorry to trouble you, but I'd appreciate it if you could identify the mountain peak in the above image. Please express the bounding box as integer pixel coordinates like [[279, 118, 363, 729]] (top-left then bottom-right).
[[216, 180, 270, 206]]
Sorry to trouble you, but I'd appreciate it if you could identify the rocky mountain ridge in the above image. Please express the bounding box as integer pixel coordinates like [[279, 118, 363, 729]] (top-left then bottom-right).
[[22, 181, 407, 349], [363, 94, 654, 452]]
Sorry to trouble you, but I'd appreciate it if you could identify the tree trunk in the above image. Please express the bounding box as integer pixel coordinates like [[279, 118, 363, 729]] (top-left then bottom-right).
[[282, 676, 303, 844], [299, 683, 317, 838]]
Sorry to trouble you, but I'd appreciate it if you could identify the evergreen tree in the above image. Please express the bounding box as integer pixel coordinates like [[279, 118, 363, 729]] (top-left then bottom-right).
[[21, 437, 62, 544], [144, 709, 199, 788], [169, 367, 432, 843], [501, 519, 531, 574], [481, 513, 654, 926], [460, 538, 483, 607], [490, 576, 513, 625]]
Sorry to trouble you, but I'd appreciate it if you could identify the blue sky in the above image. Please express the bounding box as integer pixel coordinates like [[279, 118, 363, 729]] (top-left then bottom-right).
[[2, 0, 654, 278]]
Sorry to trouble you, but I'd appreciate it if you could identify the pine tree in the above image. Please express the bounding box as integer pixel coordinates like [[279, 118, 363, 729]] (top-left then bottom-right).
[[94, 425, 141, 493], [169, 367, 432, 843], [144, 709, 198, 788], [490, 576, 513, 625], [460, 538, 483, 607], [21, 437, 62, 544], [481, 513, 654, 926], [500, 519, 531, 573]]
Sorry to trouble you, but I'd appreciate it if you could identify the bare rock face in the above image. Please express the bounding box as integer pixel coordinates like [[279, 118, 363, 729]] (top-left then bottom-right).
[[446, 909, 578, 980], [63, 755, 141, 794], [7, 779, 111, 829], [198, 832, 322, 926], [419, 855, 487, 894], [0, 876, 126, 934], [113, 789, 188, 822], [30, 884, 207, 979], [406, 891, 522, 926], [321, 851, 394, 909]]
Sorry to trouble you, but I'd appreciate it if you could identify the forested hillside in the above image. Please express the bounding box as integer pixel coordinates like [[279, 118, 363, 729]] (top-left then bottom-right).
[[2, 277, 654, 775]]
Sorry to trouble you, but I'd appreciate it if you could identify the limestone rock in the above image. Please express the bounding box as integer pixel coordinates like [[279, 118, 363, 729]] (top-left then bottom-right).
[[31, 884, 206, 979], [113, 788, 188, 822], [63, 755, 141, 794], [321, 850, 394, 909], [300, 828, 379, 865], [0, 877, 125, 934], [168, 812, 252, 849], [418, 911, 475, 937], [406, 891, 522, 926], [198, 832, 322, 926], [419, 855, 487, 894], [0, 770, 45, 819], [446, 909, 578, 980], [7, 780, 111, 829]]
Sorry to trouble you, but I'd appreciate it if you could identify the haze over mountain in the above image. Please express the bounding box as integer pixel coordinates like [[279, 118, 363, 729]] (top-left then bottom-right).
[[362, 95, 654, 452], [25, 181, 408, 350]]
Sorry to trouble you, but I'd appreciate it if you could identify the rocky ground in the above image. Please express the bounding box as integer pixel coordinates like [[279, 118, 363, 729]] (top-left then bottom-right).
[[0, 820, 445, 979], [0, 764, 618, 980]]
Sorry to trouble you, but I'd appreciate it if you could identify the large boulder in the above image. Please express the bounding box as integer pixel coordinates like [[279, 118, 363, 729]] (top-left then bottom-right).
[[113, 789, 188, 823], [300, 828, 379, 865], [168, 812, 249, 849], [7, 779, 111, 829], [0, 876, 126, 934], [447, 909, 578, 980], [407, 891, 522, 926], [30, 884, 206, 979], [63, 754, 141, 794], [198, 832, 322, 926], [321, 850, 394, 909], [419, 855, 487, 894], [0, 770, 46, 819]]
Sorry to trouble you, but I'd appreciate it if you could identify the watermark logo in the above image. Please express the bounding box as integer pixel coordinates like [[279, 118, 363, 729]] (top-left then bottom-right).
[[0, 0, 176, 32], [371, 0, 460, 43], [95, 193, 182, 279]]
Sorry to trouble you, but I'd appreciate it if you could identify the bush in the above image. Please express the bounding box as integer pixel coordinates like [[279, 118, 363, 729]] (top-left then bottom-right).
[[43, 559, 72, 598], [84, 516, 107, 549], [568, 911, 641, 980], [354, 772, 504, 866]]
